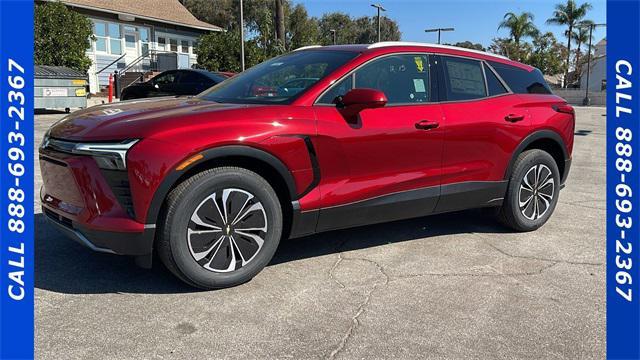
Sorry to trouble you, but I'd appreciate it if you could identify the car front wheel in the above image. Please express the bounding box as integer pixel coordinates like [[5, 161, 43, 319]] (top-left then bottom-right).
[[157, 167, 283, 289]]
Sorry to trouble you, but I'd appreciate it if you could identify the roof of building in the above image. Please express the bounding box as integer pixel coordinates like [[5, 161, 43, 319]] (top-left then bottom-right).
[[58, 0, 223, 31]]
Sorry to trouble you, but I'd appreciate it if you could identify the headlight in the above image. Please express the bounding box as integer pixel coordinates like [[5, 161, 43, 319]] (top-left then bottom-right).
[[73, 139, 139, 170]]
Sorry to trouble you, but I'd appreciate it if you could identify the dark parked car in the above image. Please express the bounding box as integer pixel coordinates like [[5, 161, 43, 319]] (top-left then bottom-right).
[[119, 69, 229, 100], [41, 42, 574, 289]]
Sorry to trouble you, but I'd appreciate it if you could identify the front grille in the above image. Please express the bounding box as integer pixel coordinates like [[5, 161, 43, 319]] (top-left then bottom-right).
[[100, 169, 135, 218]]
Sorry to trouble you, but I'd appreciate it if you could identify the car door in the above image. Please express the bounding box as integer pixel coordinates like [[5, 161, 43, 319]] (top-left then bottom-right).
[[313, 53, 445, 231], [149, 70, 179, 97], [434, 55, 532, 213]]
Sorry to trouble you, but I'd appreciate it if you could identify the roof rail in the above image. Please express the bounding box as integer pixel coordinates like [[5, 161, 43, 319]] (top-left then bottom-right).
[[293, 45, 323, 52], [367, 41, 509, 60]]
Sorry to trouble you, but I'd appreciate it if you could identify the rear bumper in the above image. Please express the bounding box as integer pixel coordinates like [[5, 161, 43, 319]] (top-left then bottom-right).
[[43, 207, 155, 256]]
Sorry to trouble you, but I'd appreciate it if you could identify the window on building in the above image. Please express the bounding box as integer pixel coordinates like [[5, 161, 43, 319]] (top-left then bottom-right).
[[125, 34, 136, 49], [192, 40, 199, 53], [181, 40, 189, 53], [158, 37, 166, 51], [442, 56, 487, 101], [108, 23, 122, 55], [94, 22, 108, 52], [140, 28, 149, 54], [170, 38, 178, 52]]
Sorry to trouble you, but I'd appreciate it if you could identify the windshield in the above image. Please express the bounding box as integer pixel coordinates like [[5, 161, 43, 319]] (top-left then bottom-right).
[[198, 50, 358, 104]]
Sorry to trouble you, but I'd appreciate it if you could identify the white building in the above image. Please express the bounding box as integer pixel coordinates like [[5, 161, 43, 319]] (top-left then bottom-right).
[[46, 0, 223, 94], [580, 38, 606, 92]]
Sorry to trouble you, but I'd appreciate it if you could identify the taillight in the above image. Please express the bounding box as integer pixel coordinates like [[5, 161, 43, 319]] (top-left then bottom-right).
[[553, 104, 575, 115]]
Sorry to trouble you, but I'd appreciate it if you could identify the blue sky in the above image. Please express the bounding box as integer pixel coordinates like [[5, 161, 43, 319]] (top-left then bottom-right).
[[293, 0, 606, 48]]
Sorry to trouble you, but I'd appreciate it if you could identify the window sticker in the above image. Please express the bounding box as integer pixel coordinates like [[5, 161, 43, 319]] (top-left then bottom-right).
[[413, 78, 426, 93], [414, 56, 425, 72]]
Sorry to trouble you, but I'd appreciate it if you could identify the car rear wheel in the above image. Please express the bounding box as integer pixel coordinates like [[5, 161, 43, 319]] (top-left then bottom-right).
[[498, 149, 560, 231], [157, 167, 283, 289]]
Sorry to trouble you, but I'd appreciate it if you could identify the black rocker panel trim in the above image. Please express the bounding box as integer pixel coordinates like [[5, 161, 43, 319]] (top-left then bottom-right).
[[145, 145, 299, 225], [294, 181, 508, 235], [433, 181, 507, 213], [316, 186, 440, 232]]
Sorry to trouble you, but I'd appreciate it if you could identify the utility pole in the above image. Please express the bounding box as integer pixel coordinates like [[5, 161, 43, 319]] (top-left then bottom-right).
[[425, 27, 454, 44], [370, 4, 386, 43], [577, 22, 606, 105], [240, 0, 245, 71], [330, 29, 337, 45]]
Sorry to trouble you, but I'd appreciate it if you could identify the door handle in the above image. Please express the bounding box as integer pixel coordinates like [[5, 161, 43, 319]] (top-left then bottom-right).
[[504, 114, 525, 122], [415, 120, 439, 130]]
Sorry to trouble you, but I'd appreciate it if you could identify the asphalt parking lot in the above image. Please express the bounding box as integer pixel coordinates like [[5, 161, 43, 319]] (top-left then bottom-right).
[[34, 107, 605, 359]]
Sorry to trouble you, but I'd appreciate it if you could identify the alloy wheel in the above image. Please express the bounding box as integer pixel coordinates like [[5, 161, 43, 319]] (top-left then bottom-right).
[[187, 188, 268, 272], [518, 164, 555, 221]]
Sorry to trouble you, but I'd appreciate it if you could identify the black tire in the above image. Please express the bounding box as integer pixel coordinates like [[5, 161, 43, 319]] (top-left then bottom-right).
[[157, 167, 283, 289], [498, 149, 560, 231]]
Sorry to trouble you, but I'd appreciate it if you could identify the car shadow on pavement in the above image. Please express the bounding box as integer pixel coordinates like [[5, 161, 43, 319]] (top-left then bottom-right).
[[35, 209, 509, 295]]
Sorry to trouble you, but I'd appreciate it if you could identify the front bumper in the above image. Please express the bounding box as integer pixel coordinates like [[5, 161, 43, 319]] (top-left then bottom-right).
[[43, 207, 155, 256], [40, 143, 155, 257]]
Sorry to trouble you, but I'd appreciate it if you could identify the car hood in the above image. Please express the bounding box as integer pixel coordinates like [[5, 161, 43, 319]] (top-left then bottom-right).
[[48, 97, 251, 141]]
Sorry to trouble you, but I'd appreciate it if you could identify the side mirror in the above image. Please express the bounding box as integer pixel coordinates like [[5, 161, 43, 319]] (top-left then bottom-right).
[[335, 88, 387, 120]]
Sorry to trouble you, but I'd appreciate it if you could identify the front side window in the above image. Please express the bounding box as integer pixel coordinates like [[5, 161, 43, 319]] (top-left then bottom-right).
[[441, 56, 486, 101], [199, 50, 358, 104], [318, 54, 432, 105]]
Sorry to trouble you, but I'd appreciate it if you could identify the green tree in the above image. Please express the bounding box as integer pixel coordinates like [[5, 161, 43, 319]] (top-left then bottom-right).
[[489, 38, 533, 63], [528, 32, 567, 75], [498, 12, 539, 46], [546, 0, 592, 87], [287, 4, 320, 50], [34, 2, 93, 72], [196, 30, 264, 72], [448, 41, 486, 51]]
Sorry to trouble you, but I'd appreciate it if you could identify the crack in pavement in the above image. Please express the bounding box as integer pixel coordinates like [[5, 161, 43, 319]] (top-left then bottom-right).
[[324, 228, 602, 359], [327, 255, 389, 360]]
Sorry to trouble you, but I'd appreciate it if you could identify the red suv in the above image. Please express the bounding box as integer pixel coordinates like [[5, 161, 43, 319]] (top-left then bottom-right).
[[40, 42, 574, 289]]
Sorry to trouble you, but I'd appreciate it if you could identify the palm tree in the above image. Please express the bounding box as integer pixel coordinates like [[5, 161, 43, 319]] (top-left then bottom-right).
[[546, 0, 592, 87], [498, 12, 539, 45], [572, 20, 593, 75]]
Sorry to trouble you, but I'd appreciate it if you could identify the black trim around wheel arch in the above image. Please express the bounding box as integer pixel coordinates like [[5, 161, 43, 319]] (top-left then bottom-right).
[[144, 145, 299, 225], [504, 130, 570, 183]]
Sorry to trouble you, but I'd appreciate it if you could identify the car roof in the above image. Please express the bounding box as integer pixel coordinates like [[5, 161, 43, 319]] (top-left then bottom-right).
[[168, 69, 227, 81], [294, 41, 533, 71]]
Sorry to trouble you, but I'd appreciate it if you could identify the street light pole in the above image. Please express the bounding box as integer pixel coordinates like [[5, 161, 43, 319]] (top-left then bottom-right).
[[577, 22, 605, 106], [424, 27, 455, 44], [240, 0, 245, 71], [370, 4, 386, 43]]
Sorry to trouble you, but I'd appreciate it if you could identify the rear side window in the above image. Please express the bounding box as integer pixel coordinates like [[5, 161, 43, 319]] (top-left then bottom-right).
[[441, 56, 486, 101], [488, 61, 552, 94], [484, 63, 508, 96]]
